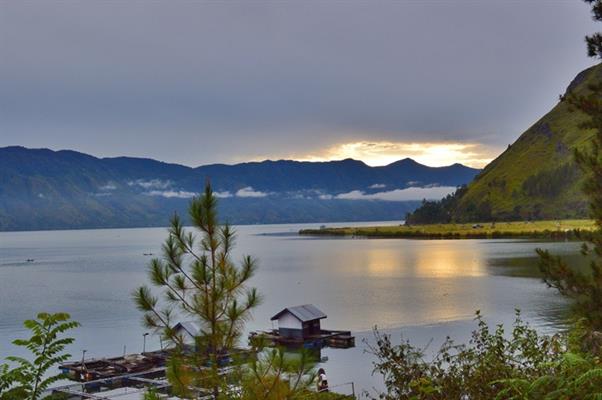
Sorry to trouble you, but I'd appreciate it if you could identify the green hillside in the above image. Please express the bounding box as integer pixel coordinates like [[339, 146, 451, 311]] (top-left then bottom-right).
[[451, 63, 601, 221]]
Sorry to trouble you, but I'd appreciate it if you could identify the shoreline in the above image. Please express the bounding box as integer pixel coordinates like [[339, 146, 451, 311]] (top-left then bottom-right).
[[299, 219, 596, 240]]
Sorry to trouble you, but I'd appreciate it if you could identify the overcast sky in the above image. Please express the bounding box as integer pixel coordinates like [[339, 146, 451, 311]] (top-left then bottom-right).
[[0, 1, 598, 167]]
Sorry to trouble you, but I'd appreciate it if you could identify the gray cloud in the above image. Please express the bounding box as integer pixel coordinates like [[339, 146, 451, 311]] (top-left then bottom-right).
[[0, 1, 598, 166]]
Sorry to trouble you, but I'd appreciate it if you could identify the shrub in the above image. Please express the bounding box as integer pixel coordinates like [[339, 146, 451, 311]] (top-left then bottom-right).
[[366, 311, 565, 400]]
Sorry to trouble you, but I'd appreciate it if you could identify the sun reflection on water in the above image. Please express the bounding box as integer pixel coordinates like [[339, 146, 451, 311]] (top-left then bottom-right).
[[362, 240, 485, 279], [414, 241, 486, 278]]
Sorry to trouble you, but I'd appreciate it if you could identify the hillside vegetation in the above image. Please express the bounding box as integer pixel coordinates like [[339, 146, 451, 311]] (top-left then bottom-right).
[[300, 219, 595, 239], [408, 63, 602, 223], [455, 63, 601, 221]]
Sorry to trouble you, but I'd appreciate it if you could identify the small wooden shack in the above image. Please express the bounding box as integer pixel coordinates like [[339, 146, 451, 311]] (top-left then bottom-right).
[[173, 321, 201, 345], [271, 304, 327, 339]]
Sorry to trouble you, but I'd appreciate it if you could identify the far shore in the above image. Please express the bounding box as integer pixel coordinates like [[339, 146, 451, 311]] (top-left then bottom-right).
[[299, 219, 597, 239]]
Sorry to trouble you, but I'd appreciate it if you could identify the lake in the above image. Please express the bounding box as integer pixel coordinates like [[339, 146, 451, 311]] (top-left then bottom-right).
[[0, 221, 580, 396]]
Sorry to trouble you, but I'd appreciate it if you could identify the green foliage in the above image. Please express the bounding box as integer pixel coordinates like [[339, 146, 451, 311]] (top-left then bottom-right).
[[0, 313, 79, 400], [301, 219, 594, 239], [164, 351, 197, 398], [494, 351, 602, 399], [367, 311, 565, 400], [405, 186, 467, 225], [521, 163, 580, 199], [133, 183, 262, 398], [585, 0, 602, 58], [143, 388, 162, 400], [537, 246, 602, 331], [310, 394, 354, 400], [239, 347, 317, 400]]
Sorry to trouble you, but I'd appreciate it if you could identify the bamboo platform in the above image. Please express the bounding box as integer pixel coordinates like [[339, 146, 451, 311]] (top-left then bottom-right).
[[249, 329, 355, 349], [59, 350, 168, 382], [59, 347, 254, 383]]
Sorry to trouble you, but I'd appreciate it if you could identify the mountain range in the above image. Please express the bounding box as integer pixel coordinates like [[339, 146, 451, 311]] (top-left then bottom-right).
[[4, 62, 599, 230], [0, 147, 480, 231]]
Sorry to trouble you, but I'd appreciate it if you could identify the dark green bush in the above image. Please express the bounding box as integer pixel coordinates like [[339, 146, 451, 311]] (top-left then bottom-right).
[[366, 311, 568, 400]]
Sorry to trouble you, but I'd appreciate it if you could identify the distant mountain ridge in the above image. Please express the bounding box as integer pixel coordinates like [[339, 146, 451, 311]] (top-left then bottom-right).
[[0, 146, 480, 231]]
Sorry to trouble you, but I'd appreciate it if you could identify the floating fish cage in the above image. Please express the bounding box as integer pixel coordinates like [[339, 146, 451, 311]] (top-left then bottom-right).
[[249, 329, 355, 349]]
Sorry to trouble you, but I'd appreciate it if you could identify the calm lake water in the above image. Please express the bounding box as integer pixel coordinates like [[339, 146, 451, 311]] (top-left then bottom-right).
[[0, 221, 581, 396]]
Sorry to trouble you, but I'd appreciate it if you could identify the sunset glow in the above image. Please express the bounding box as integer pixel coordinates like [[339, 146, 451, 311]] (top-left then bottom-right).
[[298, 141, 497, 168]]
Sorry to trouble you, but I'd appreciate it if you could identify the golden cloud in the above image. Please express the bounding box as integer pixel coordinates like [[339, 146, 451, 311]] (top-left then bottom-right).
[[297, 141, 498, 168]]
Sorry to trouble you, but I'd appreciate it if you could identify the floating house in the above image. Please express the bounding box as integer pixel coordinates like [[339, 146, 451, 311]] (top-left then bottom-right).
[[271, 304, 327, 339], [250, 304, 355, 348]]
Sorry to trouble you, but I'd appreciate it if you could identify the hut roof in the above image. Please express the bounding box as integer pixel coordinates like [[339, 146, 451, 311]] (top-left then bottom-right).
[[271, 304, 327, 322], [173, 321, 201, 337]]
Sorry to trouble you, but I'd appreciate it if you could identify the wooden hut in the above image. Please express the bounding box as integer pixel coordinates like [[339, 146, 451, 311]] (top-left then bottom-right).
[[270, 304, 327, 339], [173, 321, 200, 345]]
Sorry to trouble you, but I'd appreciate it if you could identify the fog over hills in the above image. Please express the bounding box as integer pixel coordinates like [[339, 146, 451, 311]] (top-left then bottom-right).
[[0, 146, 480, 231]]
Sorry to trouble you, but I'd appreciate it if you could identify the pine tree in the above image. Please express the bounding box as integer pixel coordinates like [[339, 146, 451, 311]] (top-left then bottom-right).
[[585, 0, 602, 57], [240, 348, 317, 400], [134, 183, 261, 398]]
